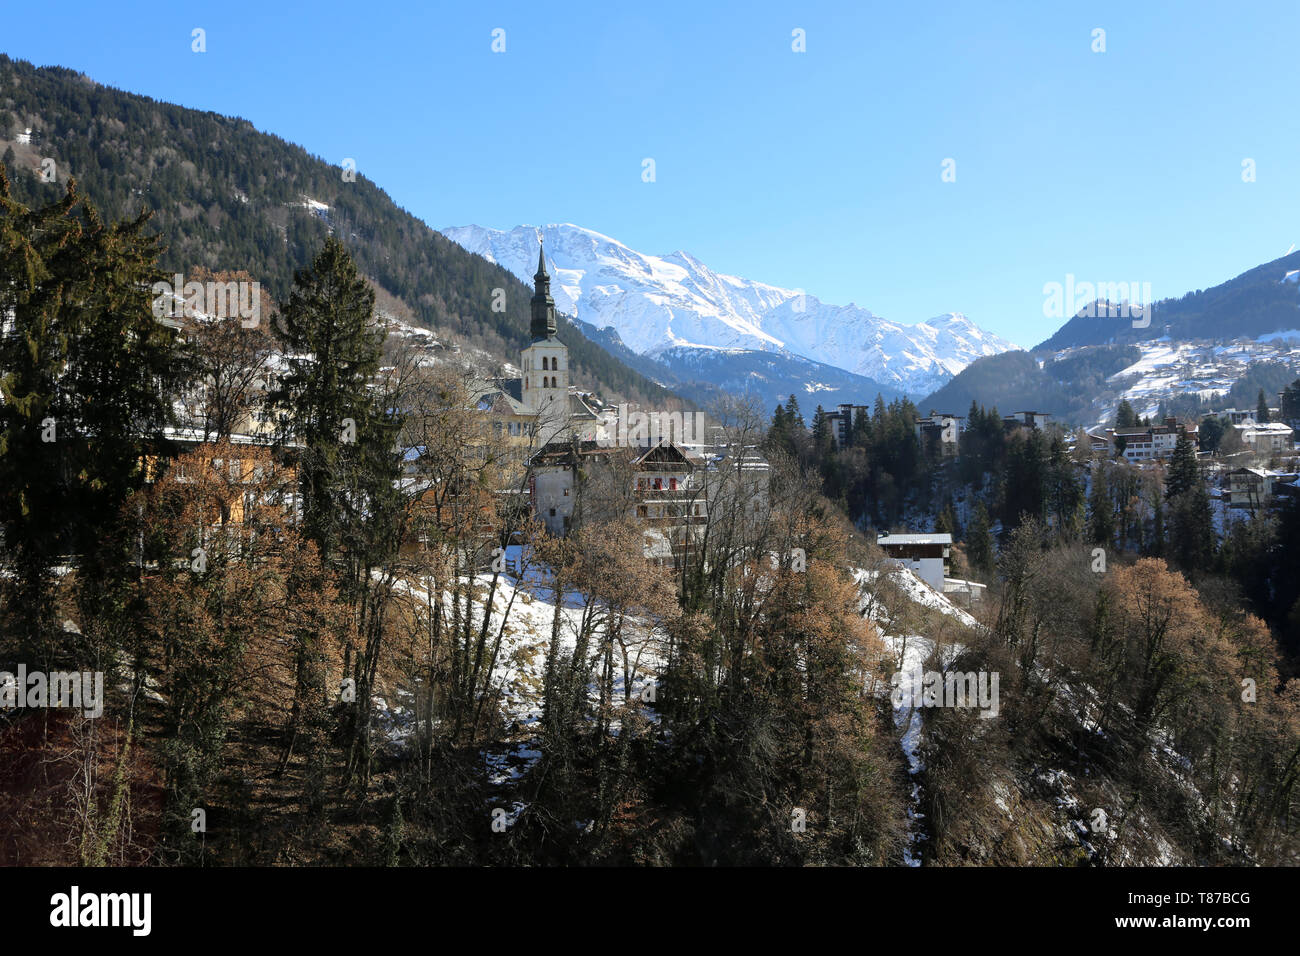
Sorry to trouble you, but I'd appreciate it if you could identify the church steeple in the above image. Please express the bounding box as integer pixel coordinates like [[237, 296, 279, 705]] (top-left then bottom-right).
[[530, 237, 557, 341]]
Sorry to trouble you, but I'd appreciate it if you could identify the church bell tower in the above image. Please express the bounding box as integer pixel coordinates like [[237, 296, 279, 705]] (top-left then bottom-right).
[[521, 237, 568, 416]]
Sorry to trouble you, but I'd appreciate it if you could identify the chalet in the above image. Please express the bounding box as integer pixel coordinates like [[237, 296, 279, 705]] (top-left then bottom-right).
[[1084, 431, 1111, 456], [877, 532, 952, 592], [1227, 467, 1271, 509], [943, 577, 987, 608], [527, 438, 769, 568]]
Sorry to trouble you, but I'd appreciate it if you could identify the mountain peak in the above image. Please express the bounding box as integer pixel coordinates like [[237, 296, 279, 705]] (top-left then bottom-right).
[[442, 222, 1019, 396]]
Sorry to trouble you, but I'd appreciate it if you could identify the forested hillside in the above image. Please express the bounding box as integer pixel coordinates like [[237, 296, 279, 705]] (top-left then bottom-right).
[[1035, 251, 1300, 351], [0, 55, 672, 405], [920, 346, 1141, 426]]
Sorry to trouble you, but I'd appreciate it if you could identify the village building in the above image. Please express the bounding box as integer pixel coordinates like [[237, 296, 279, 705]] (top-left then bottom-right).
[[916, 411, 965, 456], [527, 436, 770, 568], [1232, 420, 1294, 454], [1099, 417, 1199, 462], [1003, 410, 1052, 431], [877, 532, 952, 592], [468, 241, 602, 464], [1226, 467, 1272, 510], [824, 403, 870, 449]]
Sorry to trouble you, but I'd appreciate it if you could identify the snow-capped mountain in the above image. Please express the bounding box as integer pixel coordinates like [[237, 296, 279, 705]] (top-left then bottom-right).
[[441, 223, 1019, 396], [759, 298, 1017, 394]]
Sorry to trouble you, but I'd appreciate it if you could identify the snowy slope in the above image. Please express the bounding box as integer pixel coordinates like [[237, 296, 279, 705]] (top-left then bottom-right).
[[1084, 336, 1300, 427], [442, 223, 1019, 397]]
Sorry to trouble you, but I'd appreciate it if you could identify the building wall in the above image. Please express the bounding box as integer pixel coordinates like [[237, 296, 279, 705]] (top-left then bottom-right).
[[532, 466, 574, 536], [521, 341, 569, 415], [902, 556, 946, 592]]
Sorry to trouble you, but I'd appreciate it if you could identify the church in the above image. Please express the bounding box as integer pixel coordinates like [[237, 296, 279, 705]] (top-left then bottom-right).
[[469, 240, 601, 470]]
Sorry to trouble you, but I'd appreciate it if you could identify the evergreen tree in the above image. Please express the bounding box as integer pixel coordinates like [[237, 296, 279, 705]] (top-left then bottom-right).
[[1167, 485, 1212, 573], [0, 174, 188, 656], [1165, 429, 1200, 499], [1199, 414, 1227, 454], [1045, 433, 1084, 539], [1162, 429, 1211, 571], [1280, 379, 1300, 423], [270, 236, 386, 563], [1088, 461, 1115, 546], [810, 405, 832, 460], [1115, 399, 1137, 429], [966, 501, 995, 579], [783, 394, 804, 431], [1149, 494, 1165, 558], [935, 499, 960, 538], [1000, 429, 1047, 531], [1256, 388, 1270, 424], [767, 403, 786, 454]]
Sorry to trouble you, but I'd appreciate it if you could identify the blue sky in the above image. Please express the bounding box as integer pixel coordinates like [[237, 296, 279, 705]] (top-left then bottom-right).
[[5, 0, 1298, 346]]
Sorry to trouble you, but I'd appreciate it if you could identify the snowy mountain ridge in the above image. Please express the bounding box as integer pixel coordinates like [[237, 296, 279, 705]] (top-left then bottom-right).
[[441, 222, 1020, 397]]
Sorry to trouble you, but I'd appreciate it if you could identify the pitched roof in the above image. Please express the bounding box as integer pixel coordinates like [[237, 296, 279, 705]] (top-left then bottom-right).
[[878, 533, 953, 545]]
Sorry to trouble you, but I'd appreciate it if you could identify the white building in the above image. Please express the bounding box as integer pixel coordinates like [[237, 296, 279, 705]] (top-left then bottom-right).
[[877, 532, 952, 593], [1233, 421, 1294, 454], [823, 403, 869, 449], [916, 412, 965, 455]]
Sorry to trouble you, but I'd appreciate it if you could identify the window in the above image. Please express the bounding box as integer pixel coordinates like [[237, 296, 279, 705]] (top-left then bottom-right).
[[669, 477, 678, 490], [563, 488, 569, 496], [549, 508, 556, 517]]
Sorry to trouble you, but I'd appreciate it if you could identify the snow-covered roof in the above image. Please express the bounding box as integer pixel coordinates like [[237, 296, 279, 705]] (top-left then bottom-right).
[[878, 533, 953, 545]]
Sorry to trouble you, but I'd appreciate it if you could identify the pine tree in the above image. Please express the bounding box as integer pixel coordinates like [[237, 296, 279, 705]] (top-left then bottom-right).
[[935, 499, 959, 538], [783, 394, 804, 431], [1115, 399, 1137, 429], [1256, 388, 1270, 424], [270, 236, 386, 562], [966, 501, 995, 579], [811, 405, 832, 459], [1163, 430, 1211, 571], [1167, 484, 1212, 572], [0, 174, 187, 656], [1281, 379, 1300, 424], [1088, 461, 1115, 546], [1165, 429, 1200, 499]]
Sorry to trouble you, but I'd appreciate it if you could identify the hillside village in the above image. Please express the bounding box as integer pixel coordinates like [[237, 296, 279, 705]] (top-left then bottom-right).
[[2, 50, 1300, 878], [151, 241, 771, 574]]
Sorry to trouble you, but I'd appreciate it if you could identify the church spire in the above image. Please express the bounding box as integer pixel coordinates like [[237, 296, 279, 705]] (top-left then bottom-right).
[[530, 235, 557, 340]]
